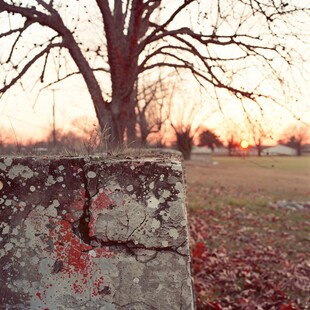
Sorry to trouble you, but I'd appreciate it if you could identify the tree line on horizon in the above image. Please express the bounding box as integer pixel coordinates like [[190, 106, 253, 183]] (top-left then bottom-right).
[[0, 120, 308, 158]]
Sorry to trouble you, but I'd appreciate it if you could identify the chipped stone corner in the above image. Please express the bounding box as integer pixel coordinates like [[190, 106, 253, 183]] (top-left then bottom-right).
[[0, 155, 195, 309]]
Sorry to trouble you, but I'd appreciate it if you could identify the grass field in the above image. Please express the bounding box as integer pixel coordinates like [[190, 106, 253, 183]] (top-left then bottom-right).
[[186, 156, 310, 308], [186, 156, 310, 209]]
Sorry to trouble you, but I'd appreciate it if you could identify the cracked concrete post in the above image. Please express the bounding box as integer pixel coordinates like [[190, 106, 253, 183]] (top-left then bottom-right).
[[0, 155, 195, 309]]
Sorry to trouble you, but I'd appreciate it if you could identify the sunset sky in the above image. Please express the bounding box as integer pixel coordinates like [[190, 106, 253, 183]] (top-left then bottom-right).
[[0, 0, 309, 146], [0, 75, 308, 145]]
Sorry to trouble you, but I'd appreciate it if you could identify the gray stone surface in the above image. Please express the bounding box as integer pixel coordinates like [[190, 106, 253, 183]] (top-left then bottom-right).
[[0, 155, 195, 309]]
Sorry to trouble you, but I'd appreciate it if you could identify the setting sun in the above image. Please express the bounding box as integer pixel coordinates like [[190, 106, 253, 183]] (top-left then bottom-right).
[[240, 140, 249, 149]]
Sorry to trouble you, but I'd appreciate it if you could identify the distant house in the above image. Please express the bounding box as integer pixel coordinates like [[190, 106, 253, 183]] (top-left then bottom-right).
[[213, 146, 229, 156], [302, 144, 310, 154], [191, 146, 213, 162], [261, 144, 297, 156]]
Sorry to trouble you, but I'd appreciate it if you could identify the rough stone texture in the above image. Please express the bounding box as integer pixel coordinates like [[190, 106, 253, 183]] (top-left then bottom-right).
[[0, 155, 195, 309]]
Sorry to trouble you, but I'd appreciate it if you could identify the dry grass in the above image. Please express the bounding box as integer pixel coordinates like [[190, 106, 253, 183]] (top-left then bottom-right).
[[186, 156, 310, 258], [185, 156, 310, 208]]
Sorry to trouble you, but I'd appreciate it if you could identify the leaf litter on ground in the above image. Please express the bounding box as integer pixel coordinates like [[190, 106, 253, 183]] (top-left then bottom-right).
[[189, 204, 310, 309]]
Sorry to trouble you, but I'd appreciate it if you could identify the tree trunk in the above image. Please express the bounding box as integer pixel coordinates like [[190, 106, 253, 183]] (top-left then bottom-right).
[[138, 110, 150, 146], [109, 97, 126, 148], [180, 147, 192, 161], [127, 106, 137, 146], [257, 145, 262, 156], [297, 143, 302, 156], [126, 84, 138, 145], [98, 1, 143, 147], [108, 91, 139, 148], [62, 29, 113, 144], [176, 134, 193, 160]]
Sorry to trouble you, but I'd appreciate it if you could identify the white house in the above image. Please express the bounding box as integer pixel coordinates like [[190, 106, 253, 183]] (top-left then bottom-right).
[[261, 144, 297, 156], [191, 146, 213, 163]]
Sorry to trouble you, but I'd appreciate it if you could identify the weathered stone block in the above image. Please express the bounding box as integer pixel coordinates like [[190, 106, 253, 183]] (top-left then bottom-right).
[[0, 155, 195, 309]]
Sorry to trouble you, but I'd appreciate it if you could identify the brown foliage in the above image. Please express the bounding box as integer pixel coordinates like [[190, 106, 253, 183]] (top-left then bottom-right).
[[189, 207, 310, 309]]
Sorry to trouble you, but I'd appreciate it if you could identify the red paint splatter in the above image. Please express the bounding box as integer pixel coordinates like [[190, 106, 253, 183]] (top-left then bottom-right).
[[97, 247, 115, 259], [49, 220, 92, 273], [92, 191, 111, 210], [36, 292, 43, 301], [73, 280, 84, 294], [92, 276, 105, 296], [38, 191, 117, 301]]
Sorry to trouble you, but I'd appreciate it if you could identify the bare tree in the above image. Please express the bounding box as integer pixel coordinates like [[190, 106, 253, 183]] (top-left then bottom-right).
[[245, 117, 272, 156], [278, 123, 309, 156], [221, 119, 242, 156], [136, 72, 172, 145], [252, 131, 265, 157], [226, 134, 239, 156], [172, 124, 195, 160], [0, 0, 309, 147], [170, 92, 207, 160]]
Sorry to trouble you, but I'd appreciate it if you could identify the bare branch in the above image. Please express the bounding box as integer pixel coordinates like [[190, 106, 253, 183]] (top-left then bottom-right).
[[0, 1, 50, 23], [36, 66, 110, 91], [0, 0, 70, 38], [40, 50, 50, 83], [138, 0, 195, 52], [35, 0, 54, 12], [0, 43, 64, 94], [0, 23, 30, 39]]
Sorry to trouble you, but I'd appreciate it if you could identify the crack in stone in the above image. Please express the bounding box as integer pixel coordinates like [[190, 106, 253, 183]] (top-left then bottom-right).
[[0, 156, 194, 309], [71, 161, 99, 246], [91, 237, 188, 260], [70, 160, 188, 260], [126, 209, 147, 241]]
